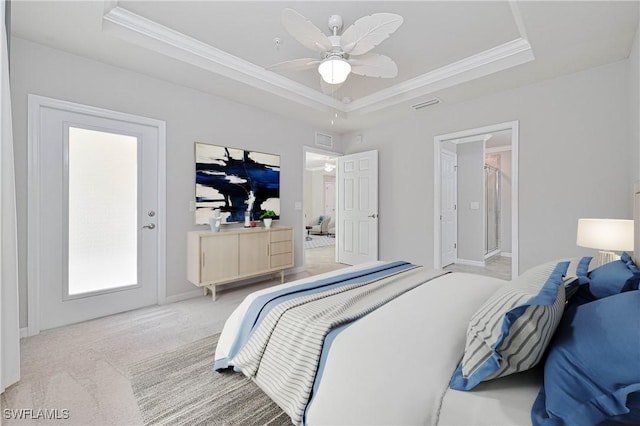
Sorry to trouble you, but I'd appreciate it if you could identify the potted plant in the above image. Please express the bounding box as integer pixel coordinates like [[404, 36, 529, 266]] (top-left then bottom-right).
[[259, 210, 277, 229]]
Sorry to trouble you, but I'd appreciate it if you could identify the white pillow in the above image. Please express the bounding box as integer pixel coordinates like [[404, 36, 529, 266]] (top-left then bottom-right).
[[449, 260, 569, 390]]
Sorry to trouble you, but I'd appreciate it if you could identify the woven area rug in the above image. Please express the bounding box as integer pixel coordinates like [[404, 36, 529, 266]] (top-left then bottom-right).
[[304, 235, 335, 249], [129, 334, 289, 425]]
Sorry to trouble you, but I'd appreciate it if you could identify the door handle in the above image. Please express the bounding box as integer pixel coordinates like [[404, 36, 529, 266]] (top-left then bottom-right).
[[368, 214, 378, 219], [143, 223, 156, 229]]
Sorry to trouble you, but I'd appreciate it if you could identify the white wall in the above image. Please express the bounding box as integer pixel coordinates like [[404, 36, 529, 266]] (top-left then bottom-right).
[[631, 13, 640, 183], [344, 60, 631, 274], [10, 38, 343, 328]]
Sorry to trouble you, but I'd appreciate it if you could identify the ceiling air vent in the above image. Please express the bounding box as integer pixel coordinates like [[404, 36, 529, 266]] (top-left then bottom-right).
[[411, 98, 441, 110], [315, 132, 333, 148]]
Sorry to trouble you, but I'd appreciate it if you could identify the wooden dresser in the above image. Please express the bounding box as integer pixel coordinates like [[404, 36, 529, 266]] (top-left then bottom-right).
[[187, 227, 294, 300]]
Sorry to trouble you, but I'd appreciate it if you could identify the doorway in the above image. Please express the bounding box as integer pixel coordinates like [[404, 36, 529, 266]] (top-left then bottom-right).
[[28, 96, 166, 334], [433, 122, 519, 280], [303, 148, 342, 275]]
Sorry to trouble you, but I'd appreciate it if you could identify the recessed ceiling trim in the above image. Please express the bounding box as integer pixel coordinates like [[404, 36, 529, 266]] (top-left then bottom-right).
[[102, 6, 533, 119], [102, 6, 343, 112], [508, 1, 530, 41], [344, 38, 534, 116]]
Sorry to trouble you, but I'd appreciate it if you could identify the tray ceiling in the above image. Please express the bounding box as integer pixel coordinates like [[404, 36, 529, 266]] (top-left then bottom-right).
[[10, 1, 639, 131]]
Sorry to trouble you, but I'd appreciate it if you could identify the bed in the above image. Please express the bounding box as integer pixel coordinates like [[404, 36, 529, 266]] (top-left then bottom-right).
[[214, 255, 640, 425]]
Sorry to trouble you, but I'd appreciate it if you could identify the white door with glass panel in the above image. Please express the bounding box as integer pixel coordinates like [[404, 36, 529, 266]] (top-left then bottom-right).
[[30, 99, 161, 331], [337, 150, 378, 265]]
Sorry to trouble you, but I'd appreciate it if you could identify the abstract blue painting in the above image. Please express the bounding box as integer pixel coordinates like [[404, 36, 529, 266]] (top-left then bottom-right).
[[195, 143, 280, 225]]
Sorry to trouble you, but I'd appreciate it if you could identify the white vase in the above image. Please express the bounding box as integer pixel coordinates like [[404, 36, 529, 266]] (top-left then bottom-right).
[[209, 208, 222, 232], [263, 218, 273, 229], [208, 217, 221, 232]]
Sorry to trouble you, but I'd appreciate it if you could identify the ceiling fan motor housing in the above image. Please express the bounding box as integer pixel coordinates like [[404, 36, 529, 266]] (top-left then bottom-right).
[[327, 35, 343, 52], [268, 8, 403, 91]]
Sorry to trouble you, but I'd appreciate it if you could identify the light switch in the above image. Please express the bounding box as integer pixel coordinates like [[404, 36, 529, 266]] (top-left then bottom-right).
[[470, 201, 480, 210], [294, 201, 302, 210]]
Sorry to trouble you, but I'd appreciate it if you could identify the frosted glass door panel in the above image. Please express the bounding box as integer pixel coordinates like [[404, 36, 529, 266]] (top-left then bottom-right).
[[32, 98, 159, 332], [67, 127, 138, 296]]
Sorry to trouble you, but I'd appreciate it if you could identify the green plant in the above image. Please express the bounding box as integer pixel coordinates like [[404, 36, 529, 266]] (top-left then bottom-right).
[[259, 210, 277, 220]]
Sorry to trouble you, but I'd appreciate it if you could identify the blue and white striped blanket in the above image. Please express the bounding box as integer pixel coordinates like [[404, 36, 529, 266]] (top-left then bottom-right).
[[217, 262, 448, 425]]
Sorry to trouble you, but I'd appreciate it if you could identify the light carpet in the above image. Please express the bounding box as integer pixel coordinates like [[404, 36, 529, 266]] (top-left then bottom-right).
[[304, 235, 335, 249], [129, 333, 289, 426]]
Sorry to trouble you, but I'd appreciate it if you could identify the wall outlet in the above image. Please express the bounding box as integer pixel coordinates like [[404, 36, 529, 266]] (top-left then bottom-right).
[[294, 201, 302, 210], [470, 201, 480, 210]]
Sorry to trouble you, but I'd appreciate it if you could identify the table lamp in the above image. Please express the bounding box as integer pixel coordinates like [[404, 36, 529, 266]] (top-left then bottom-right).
[[576, 218, 634, 267]]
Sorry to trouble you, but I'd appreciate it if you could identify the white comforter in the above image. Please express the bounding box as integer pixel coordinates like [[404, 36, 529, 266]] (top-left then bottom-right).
[[215, 262, 530, 425]]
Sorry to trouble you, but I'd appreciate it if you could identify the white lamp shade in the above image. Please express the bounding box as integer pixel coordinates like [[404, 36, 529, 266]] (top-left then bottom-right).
[[318, 57, 351, 85], [576, 218, 634, 251]]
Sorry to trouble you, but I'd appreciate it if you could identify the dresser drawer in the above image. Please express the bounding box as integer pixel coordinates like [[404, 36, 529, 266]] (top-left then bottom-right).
[[270, 228, 293, 243], [270, 241, 292, 255], [270, 252, 293, 268]]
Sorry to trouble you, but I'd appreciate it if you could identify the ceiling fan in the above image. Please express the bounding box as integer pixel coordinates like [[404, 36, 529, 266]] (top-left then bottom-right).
[[267, 8, 404, 94]]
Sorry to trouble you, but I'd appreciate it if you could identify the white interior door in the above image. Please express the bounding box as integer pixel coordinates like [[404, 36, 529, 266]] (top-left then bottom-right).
[[29, 97, 163, 332], [441, 150, 458, 267], [337, 150, 378, 265]]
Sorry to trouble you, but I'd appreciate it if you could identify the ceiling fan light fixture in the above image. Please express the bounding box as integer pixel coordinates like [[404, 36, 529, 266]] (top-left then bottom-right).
[[318, 57, 351, 85], [324, 162, 336, 172]]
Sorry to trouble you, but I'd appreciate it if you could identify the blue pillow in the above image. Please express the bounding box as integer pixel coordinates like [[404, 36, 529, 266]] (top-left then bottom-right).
[[572, 256, 592, 285], [621, 251, 640, 273], [532, 291, 640, 425], [584, 252, 639, 299], [564, 257, 592, 301]]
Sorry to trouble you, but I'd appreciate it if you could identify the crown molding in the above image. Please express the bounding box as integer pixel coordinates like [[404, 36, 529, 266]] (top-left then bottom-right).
[[102, 7, 343, 112], [344, 38, 534, 116], [102, 6, 534, 118]]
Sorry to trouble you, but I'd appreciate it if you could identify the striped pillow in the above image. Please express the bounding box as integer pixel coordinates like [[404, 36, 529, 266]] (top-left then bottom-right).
[[449, 261, 568, 390]]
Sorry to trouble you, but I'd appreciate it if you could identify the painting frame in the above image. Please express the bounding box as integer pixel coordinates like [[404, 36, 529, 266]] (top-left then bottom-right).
[[194, 142, 280, 225]]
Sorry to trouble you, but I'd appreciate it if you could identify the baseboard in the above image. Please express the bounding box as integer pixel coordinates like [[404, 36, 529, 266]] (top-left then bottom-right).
[[456, 258, 486, 267], [501, 252, 513, 258], [164, 289, 203, 304], [485, 249, 501, 259], [286, 266, 306, 275]]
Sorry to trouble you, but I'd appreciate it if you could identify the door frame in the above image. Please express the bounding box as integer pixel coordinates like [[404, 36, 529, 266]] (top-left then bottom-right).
[[433, 121, 519, 279], [440, 148, 458, 267], [27, 95, 167, 336]]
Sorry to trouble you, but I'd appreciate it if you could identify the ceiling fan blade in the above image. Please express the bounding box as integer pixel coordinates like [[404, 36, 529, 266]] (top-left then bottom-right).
[[341, 13, 403, 56], [282, 8, 331, 53], [349, 53, 398, 78], [267, 58, 321, 72], [320, 78, 344, 95]]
